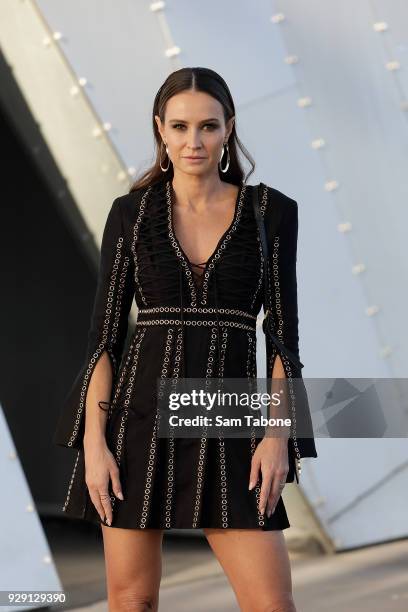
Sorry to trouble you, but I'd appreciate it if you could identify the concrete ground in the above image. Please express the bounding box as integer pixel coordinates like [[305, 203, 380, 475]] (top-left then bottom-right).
[[46, 517, 408, 612]]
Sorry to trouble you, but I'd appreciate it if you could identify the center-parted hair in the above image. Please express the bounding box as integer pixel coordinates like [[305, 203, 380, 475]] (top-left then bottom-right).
[[129, 66, 255, 192]]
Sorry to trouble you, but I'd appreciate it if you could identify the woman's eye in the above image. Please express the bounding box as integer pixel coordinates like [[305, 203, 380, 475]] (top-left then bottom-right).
[[172, 123, 217, 130]]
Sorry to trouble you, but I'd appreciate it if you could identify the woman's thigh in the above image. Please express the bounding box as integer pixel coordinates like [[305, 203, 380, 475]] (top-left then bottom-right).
[[203, 528, 296, 612], [101, 525, 164, 611]]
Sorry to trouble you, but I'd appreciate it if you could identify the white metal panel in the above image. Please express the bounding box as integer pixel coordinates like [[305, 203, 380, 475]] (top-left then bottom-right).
[[272, 0, 408, 378], [300, 439, 408, 549], [0, 407, 62, 607], [36, 0, 182, 168]]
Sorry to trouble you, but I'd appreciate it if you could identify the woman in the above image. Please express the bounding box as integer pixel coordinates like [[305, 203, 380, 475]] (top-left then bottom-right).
[[54, 67, 317, 611]]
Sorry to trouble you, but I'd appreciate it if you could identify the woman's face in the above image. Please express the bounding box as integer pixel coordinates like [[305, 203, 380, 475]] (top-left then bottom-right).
[[155, 89, 234, 177]]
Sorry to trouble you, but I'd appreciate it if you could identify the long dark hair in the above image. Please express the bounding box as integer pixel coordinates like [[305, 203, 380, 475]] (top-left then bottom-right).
[[129, 67, 255, 193]]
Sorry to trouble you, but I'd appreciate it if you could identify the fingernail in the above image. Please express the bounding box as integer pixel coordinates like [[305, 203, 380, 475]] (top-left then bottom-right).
[[117, 491, 124, 500], [106, 518, 111, 526], [248, 482, 254, 490], [267, 509, 271, 517], [260, 506, 265, 515]]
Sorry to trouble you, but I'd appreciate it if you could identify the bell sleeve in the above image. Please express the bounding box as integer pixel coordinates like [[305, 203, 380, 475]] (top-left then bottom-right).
[[264, 199, 301, 372], [262, 196, 317, 481], [53, 197, 135, 449]]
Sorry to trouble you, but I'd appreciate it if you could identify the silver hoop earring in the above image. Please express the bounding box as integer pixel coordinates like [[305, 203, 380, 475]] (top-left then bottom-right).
[[160, 142, 171, 172], [219, 142, 230, 173]]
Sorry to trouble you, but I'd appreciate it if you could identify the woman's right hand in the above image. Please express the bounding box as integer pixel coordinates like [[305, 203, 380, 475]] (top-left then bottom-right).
[[83, 437, 124, 526]]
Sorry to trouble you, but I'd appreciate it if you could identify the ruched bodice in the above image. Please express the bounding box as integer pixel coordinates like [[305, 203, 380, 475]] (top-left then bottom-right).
[[132, 179, 263, 310], [132, 179, 264, 379]]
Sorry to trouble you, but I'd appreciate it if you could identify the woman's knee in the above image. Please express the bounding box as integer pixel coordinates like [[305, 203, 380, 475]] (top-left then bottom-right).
[[110, 587, 159, 612], [255, 593, 297, 612]]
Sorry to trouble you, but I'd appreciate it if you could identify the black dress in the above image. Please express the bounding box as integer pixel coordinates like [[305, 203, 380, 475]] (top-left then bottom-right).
[[53, 177, 317, 531]]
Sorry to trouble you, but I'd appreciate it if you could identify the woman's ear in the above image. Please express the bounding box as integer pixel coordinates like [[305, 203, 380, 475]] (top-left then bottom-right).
[[225, 116, 235, 139], [154, 115, 163, 138]]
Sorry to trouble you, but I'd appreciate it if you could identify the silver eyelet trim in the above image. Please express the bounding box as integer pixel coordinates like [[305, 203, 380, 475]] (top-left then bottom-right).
[[166, 181, 198, 307], [105, 346, 118, 381], [62, 449, 81, 512], [260, 184, 268, 219], [251, 429, 265, 527], [139, 327, 175, 528], [200, 185, 247, 306], [109, 328, 146, 516], [251, 237, 264, 310], [251, 183, 268, 309], [131, 185, 152, 307], [67, 236, 125, 447], [251, 184, 268, 324], [192, 326, 218, 528], [250, 436, 265, 526], [108, 330, 139, 415], [272, 237, 284, 341], [162, 327, 183, 529], [218, 327, 229, 529], [247, 331, 265, 527], [246, 330, 257, 378], [110, 256, 130, 346], [271, 236, 301, 472], [137, 306, 257, 320], [135, 318, 256, 331]]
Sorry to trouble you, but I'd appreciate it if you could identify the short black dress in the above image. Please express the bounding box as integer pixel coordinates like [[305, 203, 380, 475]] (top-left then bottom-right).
[[53, 177, 317, 531]]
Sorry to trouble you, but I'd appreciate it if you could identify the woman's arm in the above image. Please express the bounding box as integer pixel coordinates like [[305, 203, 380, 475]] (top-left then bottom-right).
[[82, 197, 135, 446], [53, 196, 136, 449], [249, 195, 300, 516], [265, 198, 299, 436], [83, 351, 114, 446]]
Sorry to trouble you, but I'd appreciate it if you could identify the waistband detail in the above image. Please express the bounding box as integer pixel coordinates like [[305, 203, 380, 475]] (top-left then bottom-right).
[[136, 306, 257, 332]]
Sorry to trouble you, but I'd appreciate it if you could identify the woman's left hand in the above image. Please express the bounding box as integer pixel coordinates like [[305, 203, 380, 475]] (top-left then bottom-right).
[[248, 437, 289, 517]]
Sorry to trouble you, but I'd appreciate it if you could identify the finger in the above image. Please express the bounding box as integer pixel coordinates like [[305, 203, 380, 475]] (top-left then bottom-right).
[[258, 464, 273, 515], [267, 471, 287, 517], [266, 480, 279, 516], [266, 485, 279, 517], [88, 488, 106, 523], [248, 455, 261, 490], [99, 489, 113, 525], [109, 465, 124, 500], [268, 475, 281, 515]]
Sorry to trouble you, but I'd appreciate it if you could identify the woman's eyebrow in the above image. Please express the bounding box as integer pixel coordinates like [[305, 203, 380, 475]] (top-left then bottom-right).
[[169, 118, 220, 123]]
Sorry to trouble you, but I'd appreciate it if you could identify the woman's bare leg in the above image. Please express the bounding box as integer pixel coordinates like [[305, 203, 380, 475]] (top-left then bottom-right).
[[101, 525, 164, 612], [203, 528, 296, 612]]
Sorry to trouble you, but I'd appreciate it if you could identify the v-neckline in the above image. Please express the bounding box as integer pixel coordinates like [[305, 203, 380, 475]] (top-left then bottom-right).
[[166, 179, 245, 304]]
